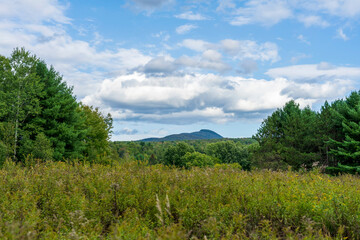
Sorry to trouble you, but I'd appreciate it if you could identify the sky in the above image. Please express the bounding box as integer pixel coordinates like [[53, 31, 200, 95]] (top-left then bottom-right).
[[1, 0, 360, 141]]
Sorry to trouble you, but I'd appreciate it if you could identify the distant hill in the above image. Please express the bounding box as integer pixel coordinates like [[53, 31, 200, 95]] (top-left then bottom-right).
[[139, 129, 223, 142]]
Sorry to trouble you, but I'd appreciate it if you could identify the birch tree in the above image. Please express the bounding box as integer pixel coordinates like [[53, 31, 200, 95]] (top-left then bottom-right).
[[0, 48, 43, 160]]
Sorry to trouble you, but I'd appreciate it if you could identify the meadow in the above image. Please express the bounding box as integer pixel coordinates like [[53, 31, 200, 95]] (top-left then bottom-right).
[[1, 160, 359, 239]]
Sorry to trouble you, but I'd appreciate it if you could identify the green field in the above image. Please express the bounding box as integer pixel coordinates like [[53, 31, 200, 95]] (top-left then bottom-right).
[[1, 160, 359, 239]]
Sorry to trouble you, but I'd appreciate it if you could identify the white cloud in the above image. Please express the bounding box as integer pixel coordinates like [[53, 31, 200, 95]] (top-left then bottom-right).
[[216, 0, 236, 12], [230, 0, 292, 26], [83, 71, 351, 124], [240, 59, 258, 74], [0, 0, 70, 23], [297, 34, 311, 45], [142, 56, 177, 74], [220, 39, 280, 62], [299, 0, 360, 18], [175, 11, 208, 20], [337, 28, 349, 41], [181, 39, 212, 52], [176, 24, 197, 34], [266, 64, 360, 82], [181, 39, 280, 63], [176, 55, 231, 72], [0, 0, 152, 98], [114, 128, 139, 135], [297, 15, 329, 27], [223, 0, 360, 27]]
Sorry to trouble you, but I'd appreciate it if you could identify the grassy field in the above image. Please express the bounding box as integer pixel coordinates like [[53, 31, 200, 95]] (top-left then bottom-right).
[[0, 160, 359, 239]]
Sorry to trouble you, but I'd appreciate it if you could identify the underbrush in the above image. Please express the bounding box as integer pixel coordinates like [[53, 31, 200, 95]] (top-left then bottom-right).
[[0, 160, 359, 239]]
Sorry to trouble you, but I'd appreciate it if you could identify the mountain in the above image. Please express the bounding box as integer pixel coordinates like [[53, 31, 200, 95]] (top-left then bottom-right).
[[139, 129, 223, 142]]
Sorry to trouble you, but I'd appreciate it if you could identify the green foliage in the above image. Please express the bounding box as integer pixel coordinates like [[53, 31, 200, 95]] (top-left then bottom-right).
[[32, 133, 54, 161], [253, 100, 322, 170], [0, 161, 359, 239], [326, 163, 360, 175], [80, 104, 113, 161], [0, 48, 43, 160], [328, 91, 360, 166], [0, 140, 7, 167], [206, 140, 251, 170], [214, 162, 242, 171], [163, 142, 194, 167], [0, 48, 112, 162], [32, 61, 87, 160], [182, 151, 219, 168]]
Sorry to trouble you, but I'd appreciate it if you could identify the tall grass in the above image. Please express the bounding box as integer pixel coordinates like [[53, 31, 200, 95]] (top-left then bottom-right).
[[0, 160, 359, 239]]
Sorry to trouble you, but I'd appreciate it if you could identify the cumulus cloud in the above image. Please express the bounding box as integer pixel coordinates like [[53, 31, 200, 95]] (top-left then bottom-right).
[[240, 59, 258, 74], [180, 38, 280, 63], [220, 39, 280, 62], [0, 0, 152, 98], [141, 56, 177, 74], [176, 24, 197, 34], [266, 64, 360, 82], [180, 39, 213, 52], [175, 11, 208, 20], [176, 54, 231, 72], [83, 71, 352, 124]]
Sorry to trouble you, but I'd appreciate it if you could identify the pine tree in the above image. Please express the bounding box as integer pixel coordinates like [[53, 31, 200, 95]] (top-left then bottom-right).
[[30, 61, 87, 160], [329, 91, 360, 165], [253, 100, 322, 169]]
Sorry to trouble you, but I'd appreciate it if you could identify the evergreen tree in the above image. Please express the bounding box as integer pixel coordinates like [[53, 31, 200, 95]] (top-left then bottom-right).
[[253, 100, 322, 169], [30, 61, 87, 160], [328, 91, 360, 165]]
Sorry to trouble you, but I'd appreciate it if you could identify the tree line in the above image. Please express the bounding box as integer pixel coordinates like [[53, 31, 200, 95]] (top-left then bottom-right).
[[253, 93, 360, 173], [0, 48, 112, 165]]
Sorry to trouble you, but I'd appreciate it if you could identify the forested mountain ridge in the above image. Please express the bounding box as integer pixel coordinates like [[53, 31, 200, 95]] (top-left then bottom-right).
[[139, 129, 223, 142]]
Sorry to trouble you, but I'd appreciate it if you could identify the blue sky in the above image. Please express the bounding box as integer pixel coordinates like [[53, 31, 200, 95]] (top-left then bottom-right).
[[1, 0, 360, 140]]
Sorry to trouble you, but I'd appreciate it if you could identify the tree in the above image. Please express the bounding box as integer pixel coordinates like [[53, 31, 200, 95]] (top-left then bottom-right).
[[163, 142, 195, 167], [253, 101, 322, 170], [328, 91, 360, 166], [206, 141, 250, 170], [0, 48, 43, 160], [181, 152, 218, 168], [29, 61, 87, 160], [80, 105, 113, 161], [318, 100, 345, 166]]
